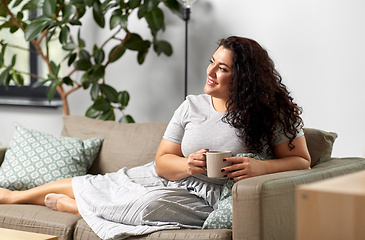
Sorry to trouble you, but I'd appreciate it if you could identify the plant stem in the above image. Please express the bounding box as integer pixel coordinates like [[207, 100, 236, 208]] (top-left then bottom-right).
[[1, 0, 70, 115], [105, 29, 131, 68], [1, 43, 38, 55]]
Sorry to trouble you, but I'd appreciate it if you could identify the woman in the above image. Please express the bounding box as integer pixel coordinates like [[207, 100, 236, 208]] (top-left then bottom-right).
[[0, 36, 310, 239]]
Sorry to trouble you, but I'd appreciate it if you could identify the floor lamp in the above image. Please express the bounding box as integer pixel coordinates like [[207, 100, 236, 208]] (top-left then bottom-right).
[[178, 0, 197, 98]]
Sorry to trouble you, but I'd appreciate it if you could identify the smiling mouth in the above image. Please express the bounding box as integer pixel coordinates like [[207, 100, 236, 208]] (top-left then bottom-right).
[[208, 79, 218, 85]]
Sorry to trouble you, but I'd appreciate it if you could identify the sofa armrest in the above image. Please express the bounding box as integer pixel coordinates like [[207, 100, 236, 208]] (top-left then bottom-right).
[[231, 157, 365, 240], [0, 146, 7, 166]]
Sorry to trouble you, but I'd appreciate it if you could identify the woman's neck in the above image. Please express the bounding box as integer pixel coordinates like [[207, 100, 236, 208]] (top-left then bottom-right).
[[211, 97, 228, 113]]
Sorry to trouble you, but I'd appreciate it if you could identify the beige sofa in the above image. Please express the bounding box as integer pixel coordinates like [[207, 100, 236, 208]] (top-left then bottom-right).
[[0, 115, 364, 240]]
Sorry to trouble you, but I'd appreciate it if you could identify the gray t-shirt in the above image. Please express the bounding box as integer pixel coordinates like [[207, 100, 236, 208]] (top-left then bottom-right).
[[163, 94, 303, 159]]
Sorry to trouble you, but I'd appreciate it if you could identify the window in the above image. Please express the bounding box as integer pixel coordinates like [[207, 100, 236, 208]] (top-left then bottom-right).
[[0, 8, 61, 108]]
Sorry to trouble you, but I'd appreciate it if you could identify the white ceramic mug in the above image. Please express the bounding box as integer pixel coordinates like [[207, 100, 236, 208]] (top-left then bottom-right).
[[204, 151, 232, 179]]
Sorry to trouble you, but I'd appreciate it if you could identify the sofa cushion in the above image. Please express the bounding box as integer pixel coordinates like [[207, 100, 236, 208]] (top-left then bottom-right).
[[304, 128, 338, 167], [61, 116, 168, 175], [0, 123, 103, 190], [74, 218, 232, 240], [0, 204, 81, 240]]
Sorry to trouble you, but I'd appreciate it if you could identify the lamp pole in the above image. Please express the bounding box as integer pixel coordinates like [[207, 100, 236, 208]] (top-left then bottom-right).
[[178, 0, 196, 99], [183, 8, 190, 99]]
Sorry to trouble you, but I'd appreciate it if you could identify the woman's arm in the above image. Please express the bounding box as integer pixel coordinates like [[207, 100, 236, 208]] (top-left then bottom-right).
[[155, 139, 208, 181], [222, 135, 311, 181]]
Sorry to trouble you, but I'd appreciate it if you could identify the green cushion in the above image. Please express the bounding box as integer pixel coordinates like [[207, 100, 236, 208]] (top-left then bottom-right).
[[0, 123, 103, 190], [202, 153, 265, 229]]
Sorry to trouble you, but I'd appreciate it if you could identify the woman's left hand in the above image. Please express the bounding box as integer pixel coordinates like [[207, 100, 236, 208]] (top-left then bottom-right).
[[221, 157, 267, 181]]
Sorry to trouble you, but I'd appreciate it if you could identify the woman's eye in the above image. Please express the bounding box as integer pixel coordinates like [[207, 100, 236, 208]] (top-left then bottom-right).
[[209, 59, 214, 64], [219, 67, 227, 72]]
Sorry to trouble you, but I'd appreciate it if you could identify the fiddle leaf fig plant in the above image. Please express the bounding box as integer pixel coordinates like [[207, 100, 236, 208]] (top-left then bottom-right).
[[0, 0, 181, 122]]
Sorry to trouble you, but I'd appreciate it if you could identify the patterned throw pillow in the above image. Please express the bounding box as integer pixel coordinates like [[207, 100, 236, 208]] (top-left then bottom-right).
[[202, 153, 266, 229], [0, 123, 103, 190]]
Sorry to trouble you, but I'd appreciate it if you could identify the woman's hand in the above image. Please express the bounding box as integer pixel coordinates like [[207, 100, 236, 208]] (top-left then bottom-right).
[[155, 139, 209, 181], [186, 149, 209, 176], [221, 136, 311, 181], [221, 157, 266, 181]]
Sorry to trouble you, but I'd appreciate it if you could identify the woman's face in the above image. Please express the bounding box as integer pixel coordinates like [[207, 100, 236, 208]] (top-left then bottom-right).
[[204, 46, 233, 102]]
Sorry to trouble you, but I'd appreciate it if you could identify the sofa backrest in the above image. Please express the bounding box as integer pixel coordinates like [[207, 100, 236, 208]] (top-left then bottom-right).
[[60, 116, 338, 174], [61, 115, 168, 175]]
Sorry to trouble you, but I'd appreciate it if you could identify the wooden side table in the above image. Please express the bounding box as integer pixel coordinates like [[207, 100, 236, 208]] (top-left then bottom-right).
[[296, 170, 365, 240], [0, 227, 58, 240]]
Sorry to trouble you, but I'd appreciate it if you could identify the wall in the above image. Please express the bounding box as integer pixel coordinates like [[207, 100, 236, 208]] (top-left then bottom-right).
[[0, 0, 364, 157]]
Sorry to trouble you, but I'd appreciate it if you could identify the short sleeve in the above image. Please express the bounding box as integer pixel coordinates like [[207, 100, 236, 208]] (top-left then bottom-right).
[[162, 100, 189, 145], [273, 125, 304, 146]]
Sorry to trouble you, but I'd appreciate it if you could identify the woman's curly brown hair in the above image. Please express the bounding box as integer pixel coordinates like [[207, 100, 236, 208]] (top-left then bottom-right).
[[219, 36, 303, 156]]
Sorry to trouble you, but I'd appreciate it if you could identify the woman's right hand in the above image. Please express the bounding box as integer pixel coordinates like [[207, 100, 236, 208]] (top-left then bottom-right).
[[155, 139, 208, 181], [186, 149, 209, 176]]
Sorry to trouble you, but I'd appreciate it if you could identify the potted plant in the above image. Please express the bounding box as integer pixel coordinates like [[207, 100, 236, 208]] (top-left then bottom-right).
[[0, 0, 181, 122]]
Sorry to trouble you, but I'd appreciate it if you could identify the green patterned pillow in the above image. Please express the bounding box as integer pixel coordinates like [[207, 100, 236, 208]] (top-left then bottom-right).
[[0, 123, 103, 190], [202, 153, 266, 229]]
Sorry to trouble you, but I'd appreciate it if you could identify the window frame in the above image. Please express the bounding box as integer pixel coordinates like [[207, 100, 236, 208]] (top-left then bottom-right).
[[0, 9, 62, 108]]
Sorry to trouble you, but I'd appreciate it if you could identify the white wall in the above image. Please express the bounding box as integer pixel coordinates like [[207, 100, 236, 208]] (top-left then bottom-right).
[[1, 0, 364, 158]]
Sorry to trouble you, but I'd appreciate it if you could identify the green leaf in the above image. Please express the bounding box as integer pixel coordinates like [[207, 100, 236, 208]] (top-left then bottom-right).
[[16, 11, 24, 20], [110, 9, 122, 30], [62, 76, 73, 86], [85, 105, 101, 119], [118, 90, 130, 107], [74, 59, 92, 70], [82, 79, 91, 89], [128, 0, 141, 9], [47, 80, 61, 102], [0, 52, 3, 67], [119, 114, 135, 123], [93, 1, 105, 28], [84, 0, 95, 7], [0, 69, 10, 86], [137, 48, 148, 64], [99, 108, 115, 121], [109, 11, 128, 30], [62, 4, 77, 23], [13, 0, 23, 8], [100, 84, 118, 103], [92, 97, 111, 111], [94, 48, 105, 65], [124, 33, 145, 51], [62, 42, 76, 51], [10, 26, 19, 33], [24, 20, 48, 41], [144, 7, 164, 34], [144, 0, 159, 12], [32, 79, 49, 88], [108, 45, 126, 63], [79, 49, 91, 61], [163, 0, 182, 18], [92, 65, 105, 79], [68, 53, 77, 66], [12, 70, 24, 86], [69, 19, 82, 25], [21, 0, 39, 11], [43, 0, 57, 18], [50, 61, 60, 76], [137, 6, 146, 19], [77, 29, 85, 48], [90, 82, 99, 100], [154, 40, 173, 56], [59, 25, 70, 44], [0, 0, 11, 17], [10, 54, 16, 68]]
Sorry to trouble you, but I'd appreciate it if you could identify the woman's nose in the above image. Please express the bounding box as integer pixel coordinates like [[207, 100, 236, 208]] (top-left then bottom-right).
[[207, 65, 216, 77]]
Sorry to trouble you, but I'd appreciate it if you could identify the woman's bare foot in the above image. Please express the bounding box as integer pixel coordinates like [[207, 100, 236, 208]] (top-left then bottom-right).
[[45, 193, 80, 215]]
